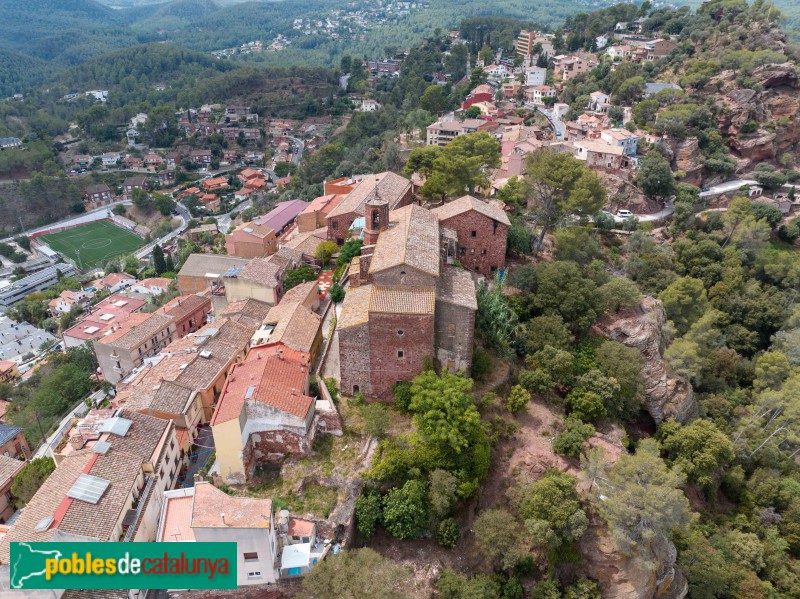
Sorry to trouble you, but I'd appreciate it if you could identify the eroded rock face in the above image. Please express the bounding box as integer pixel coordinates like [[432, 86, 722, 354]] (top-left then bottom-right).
[[593, 297, 697, 424], [673, 137, 703, 185], [579, 517, 688, 599]]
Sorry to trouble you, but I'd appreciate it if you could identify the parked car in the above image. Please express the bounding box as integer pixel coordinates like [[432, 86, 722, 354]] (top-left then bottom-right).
[[616, 209, 633, 218]]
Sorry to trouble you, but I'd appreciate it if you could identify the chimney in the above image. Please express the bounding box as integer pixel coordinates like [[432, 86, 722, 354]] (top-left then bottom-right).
[[221, 513, 228, 526], [68, 433, 84, 451]]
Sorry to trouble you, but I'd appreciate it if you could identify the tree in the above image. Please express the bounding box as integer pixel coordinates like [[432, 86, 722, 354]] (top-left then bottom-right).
[[658, 419, 734, 490], [464, 106, 482, 119], [429, 468, 458, 519], [409, 370, 481, 455], [315, 240, 338, 265], [473, 509, 525, 570], [530, 261, 601, 333], [420, 84, 450, 114], [507, 385, 532, 414], [284, 265, 317, 290], [131, 187, 152, 212], [598, 277, 641, 313], [403, 145, 441, 178], [420, 132, 500, 199], [517, 314, 574, 355], [595, 341, 645, 418], [511, 469, 588, 554], [554, 417, 596, 458], [328, 283, 345, 303], [11, 458, 55, 506], [164, 253, 175, 273], [659, 277, 708, 335], [361, 403, 391, 439], [152, 193, 176, 216], [565, 389, 606, 422], [636, 152, 676, 201], [301, 548, 408, 599], [355, 491, 382, 539], [151, 245, 167, 275], [437, 518, 460, 549], [592, 439, 692, 560], [382, 479, 430, 539], [526, 149, 606, 251]]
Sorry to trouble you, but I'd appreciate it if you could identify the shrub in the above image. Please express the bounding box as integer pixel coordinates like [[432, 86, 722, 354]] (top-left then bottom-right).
[[565, 389, 606, 422], [437, 518, 460, 549], [382, 480, 430, 539], [507, 385, 532, 414], [391, 381, 413, 411], [553, 417, 596, 458], [328, 283, 345, 303], [355, 492, 382, 539]]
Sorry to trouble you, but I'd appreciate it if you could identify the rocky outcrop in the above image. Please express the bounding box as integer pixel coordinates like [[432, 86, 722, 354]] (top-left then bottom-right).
[[672, 137, 703, 185], [593, 297, 697, 424], [579, 515, 688, 599], [710, 63, 800, 169]]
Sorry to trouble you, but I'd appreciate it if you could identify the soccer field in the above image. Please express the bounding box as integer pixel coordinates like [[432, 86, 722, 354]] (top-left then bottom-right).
[[38, 220, 146, 270]]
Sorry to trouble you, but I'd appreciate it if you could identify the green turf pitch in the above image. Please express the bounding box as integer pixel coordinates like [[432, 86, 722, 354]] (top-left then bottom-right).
[[38, 220, 146, 270]]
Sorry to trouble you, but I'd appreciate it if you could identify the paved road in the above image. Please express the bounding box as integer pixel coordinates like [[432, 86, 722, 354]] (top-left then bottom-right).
[[527, 104, 565, 139], [699, 179, 758, 199], [287, 135, 305, 165], [613, 199, 675, 223]]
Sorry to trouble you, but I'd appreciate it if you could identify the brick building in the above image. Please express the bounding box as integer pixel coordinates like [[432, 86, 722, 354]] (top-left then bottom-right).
[[338, 204, 477, 398], [296, 194, 345, 233], [225, 221, 278, 258], [177, 254, 249, 295], [432, 196, 511, 277], [0, 424, 29, 460], [326, 172, 413, 244]]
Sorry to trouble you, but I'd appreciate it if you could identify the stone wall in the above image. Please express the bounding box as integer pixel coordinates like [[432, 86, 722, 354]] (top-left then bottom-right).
[[368, 312, 435, 398], [338, 322, 372, 397], [435, 300, 475, 374], [369, 265, 437, 288], [438, 211, 508, 278]]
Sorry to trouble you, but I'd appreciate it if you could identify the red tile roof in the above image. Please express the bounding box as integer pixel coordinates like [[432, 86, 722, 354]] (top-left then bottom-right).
[[211, 344, 313, 425]]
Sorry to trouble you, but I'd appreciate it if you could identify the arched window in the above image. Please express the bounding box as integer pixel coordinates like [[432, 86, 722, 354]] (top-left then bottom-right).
[[372, 210, 380, 228]]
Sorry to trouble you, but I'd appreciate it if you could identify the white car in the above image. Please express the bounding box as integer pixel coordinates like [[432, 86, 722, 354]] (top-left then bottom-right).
[[616, 209, 633, 218]]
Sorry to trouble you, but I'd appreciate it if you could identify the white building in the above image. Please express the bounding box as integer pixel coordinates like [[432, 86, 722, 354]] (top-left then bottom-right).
[[524, 66, 547, 87], [86, 90, 109, 102]]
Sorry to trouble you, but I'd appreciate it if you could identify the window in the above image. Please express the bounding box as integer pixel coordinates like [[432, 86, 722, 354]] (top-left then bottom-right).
[[353, 385, 360, 394], [397, 350, 404, 358], [471, 230, 477, 237], [470, 248, 475, 254], [397, 330, 404, 337], [247, 571, 262, 579], [481, 249, 487, 255], [400, 270, 406, 275], [447, 323, 456, 334], [332, 221, 338, 229], [459, 247, 466, 256], [243, 552, 259, 562]]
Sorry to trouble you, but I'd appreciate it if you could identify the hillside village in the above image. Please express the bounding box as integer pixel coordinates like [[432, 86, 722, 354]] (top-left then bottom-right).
[[0, 0, 799, 597]]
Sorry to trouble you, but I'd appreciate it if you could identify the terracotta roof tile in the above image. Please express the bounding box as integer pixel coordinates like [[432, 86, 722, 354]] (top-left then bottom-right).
[[369, 204, 440, 278], [191, 481, 272, 528], [432, 195, 511, 226], [0, 455, 24, 484], [99, 313, 174, 350], [327, 172, 411, 218], [370, 286, 435, 315], [337, 285, 372, 329], [211, 345, 313, 425]]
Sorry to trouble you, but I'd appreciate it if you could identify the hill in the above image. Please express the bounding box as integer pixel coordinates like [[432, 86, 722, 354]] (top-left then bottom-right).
[[124, 0, 223, 31], [0, 50, 55, 97]]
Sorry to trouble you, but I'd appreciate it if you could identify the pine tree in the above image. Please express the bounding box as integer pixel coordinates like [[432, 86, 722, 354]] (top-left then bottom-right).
[[152, 244, 167, 275], [164, 252, 175, 273]]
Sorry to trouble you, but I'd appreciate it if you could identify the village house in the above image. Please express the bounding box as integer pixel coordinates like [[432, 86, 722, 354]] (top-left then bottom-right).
[[202, 176, 229, 192], [461, 84, 494, 110], [190, 149, 212, 165], [225, 222, 278, 258], [0, 455, 24, 523], [223, 247, 303, 306], [122, 175, 148, 200], [501, 80, 523, 99], [426, 117, 484, 146], [282, 229, 329, 266], [524, 66, 547, 87], [338, 203, 478, 398], [47, 289, 95, 315], [0, 424, 30, 460], [83, 184, 113, 207], [600, 128, 640, 156], [116, 317, 256, 442], [254, 200, 308, 237], [98, 273, 137, 294], [129, 277, 172, 296], [0, 409, 181, 559], [296, 194, 345, 233], [0, 361, 19, 385], [525, 85, 556, 105], [177, 254, 249, 295], [93, 294, 210, 383], [482, 64, 512, 82], [323, 176, 359, 196], [325, 172, 413, 244], [144, 154, 163, 168], [553, 55, 591, 82], [644, 39, 677, 61], [588, 91, 611, 111], [251, 281, 323, 362], [432, 196, 511, 278], [100, 152, 121, 167], [574, 140, 627, 170], [186, 223, 219, 242], [606, 45, 633, 60], [158, 482, 281, 584], [62, 294, 147, 349]]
